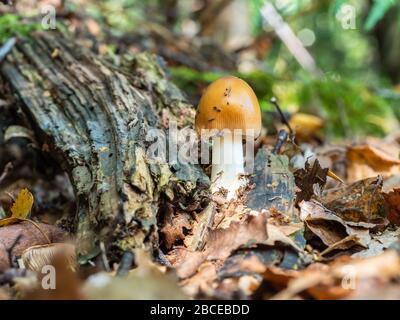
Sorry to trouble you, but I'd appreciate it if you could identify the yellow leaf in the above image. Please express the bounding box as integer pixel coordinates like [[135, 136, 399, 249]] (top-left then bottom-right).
[[10, 188, 34, 219], [0, 217, 19, 227], [288, 113, 324, 141], [0, 190, 48, 241]]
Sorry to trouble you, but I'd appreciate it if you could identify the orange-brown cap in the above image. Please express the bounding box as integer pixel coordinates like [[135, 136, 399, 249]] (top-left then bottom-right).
[[195, 76, 262, 137]]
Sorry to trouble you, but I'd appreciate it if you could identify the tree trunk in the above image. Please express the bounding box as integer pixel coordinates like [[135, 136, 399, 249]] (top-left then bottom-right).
[[0, 31, 209, 262]]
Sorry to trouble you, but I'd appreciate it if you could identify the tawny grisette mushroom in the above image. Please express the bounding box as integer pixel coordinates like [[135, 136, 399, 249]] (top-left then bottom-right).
[[195, 76, 261, 200], [21, 243, 76, 272]]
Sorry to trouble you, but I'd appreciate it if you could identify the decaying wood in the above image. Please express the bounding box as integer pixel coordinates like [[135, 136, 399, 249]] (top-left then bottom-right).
[[246, 147, 295, 217], [0, 31, 209, 261]]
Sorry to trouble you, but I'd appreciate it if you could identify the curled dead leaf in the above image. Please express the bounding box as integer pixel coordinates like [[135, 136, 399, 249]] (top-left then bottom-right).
[[347, 144, 400, 183], [321, 176, 388, 226], [299, 200, 371, 251]]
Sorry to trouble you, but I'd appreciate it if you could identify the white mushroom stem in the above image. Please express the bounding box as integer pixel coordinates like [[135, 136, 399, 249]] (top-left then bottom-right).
[[211, 130, 246, 200]]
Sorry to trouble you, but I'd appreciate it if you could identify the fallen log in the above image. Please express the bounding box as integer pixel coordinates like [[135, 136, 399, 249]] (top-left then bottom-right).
[[0, 31, 209, 262]]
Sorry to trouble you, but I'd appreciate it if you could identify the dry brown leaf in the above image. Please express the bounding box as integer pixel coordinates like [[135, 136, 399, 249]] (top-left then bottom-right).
[[0, 244, 9, 272], [180, 261, 218, 297], [346, 281, 400, 299], [167, 248, 204, 279], [352, 228, 400, 258], [268, 222, 303, 237], [161, 212, 192, 249], [215, 201, 246, 229], [383, 188, 400, 225], [347, 144, 400, 183], [238, 275, 263, 296], [294, 159, 328, 206], [206, 214, 268, 261], [299, 200, 371, 249], [320, 234, 360, 256], [321, 176, 388, 226], [310, 250, 400, 300], [265, 224, 302, 252], [0, 288, 10, 300], [169, 214, 268, 279], [262, 264, 305, 291], [267, 250, 400, 300]]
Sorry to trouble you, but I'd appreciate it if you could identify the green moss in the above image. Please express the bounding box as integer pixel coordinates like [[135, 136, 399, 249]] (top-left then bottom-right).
[[0, 14, 40, 43]]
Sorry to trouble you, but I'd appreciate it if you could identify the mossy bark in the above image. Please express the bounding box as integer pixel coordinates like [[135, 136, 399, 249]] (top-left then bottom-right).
[[0, 31, 208, 261]]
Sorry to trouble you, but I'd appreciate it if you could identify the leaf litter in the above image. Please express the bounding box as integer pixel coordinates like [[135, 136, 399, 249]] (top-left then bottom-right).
[[3, 133, 400, 300], [3, 124, 400, 301], [159, 135, 400, 300]]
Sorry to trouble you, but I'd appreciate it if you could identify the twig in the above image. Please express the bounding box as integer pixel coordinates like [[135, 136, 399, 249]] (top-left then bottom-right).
[[5, 192, 15, 202], [155, 249, 172, 267], [0, 162, 13, 186], [0, 37, 16, 63], [116, 250, 135, 277], [270, 97, 293, 136], [99, 241, 111, 272], [260, 2, 322, 77], [272, 129, 288, 154], [190, 202, 216, 251]]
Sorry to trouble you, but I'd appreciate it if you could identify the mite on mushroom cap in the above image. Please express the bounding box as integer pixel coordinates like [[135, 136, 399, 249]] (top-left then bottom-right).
[[195, 76, 261, 200]]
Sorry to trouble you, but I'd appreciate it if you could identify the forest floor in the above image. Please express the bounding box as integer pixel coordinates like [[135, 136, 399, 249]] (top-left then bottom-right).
[[1, 0, 400, 300]]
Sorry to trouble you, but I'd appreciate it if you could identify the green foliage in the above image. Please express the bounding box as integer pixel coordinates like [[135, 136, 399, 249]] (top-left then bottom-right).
[[86, 0, 142, 33], [330, 0, 348, 15], [170, 67, 274, 108], [171, 66, 398, 138], [85, 0, 170, 34], [364, 0, 396, 31], [0, 14, 40, 43], [273, 76, 398, 138], [249, 0, 265, 36]]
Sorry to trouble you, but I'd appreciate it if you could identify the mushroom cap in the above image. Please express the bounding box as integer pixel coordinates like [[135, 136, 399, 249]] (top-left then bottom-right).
[[195, 76, 262, 137]]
